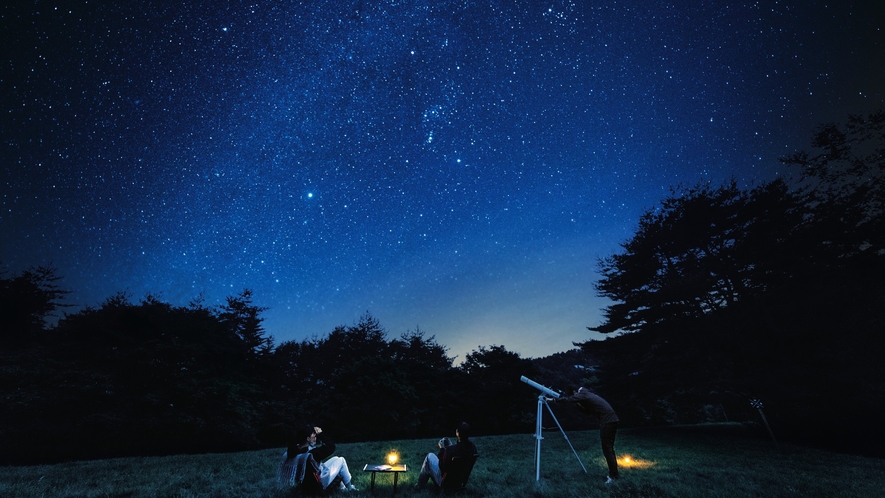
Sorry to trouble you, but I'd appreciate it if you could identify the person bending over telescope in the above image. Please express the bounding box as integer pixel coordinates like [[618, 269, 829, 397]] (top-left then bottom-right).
[[417, 421, 477, 489], [548, 387, 620, 484]]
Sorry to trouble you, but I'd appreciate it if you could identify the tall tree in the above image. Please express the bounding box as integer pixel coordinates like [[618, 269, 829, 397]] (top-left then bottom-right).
[[781, 108, 885, 261], [273, 313, 395, 438], [0, 264, 69, 343], [387, 329, 456, 436], [323, 312, 388, 359], [577, 111, 885, 453], [459, 345, 537, 434], [591, 180, 803, 334], [217, 289, 272, 357]]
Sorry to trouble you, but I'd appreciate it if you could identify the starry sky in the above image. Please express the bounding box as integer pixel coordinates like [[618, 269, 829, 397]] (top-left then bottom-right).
[[2, 1, 883, 361]]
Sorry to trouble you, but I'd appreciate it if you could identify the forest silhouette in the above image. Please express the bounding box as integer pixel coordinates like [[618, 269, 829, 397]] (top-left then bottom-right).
[[2, 111, 883, 464]]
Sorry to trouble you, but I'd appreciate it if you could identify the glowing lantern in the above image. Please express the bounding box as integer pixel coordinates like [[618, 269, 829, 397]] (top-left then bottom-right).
[[387, 451, 398, 466]]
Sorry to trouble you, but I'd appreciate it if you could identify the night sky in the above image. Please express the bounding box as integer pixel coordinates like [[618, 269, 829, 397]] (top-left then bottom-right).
[[3, 1, 883, 361]]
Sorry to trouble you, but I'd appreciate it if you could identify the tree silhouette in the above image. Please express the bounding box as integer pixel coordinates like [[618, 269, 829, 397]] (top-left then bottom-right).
[[217, 289, 272, 358], [0, 264, 69, 344], [782, 108, 885, 262], [578, 110, 885, 454], [459, 345, 537, 434], [272, 316, 458, 441], [387, 329, 457, 436], [591, 180, 803, 333]]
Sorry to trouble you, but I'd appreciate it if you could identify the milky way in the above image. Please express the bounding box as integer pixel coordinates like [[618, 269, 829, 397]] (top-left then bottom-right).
[[2, 1, 883, 360]]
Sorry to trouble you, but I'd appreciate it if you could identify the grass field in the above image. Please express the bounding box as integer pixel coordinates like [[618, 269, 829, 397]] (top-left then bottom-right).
[[2, 423, 883, 497]]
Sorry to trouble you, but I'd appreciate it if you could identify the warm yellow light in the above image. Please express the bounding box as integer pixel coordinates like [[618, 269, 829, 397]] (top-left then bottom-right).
[[387, 452, 398, 465], [617, 455, 654, 469]]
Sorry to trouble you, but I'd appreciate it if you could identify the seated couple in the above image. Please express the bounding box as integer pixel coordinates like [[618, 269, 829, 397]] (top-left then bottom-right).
[[277, 425, 358, 492], [417, 421, 478, 489]]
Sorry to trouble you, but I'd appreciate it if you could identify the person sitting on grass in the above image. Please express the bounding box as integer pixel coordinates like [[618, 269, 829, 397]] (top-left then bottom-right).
[[278, 425, 358, 492], [417, 421, 477, 488]]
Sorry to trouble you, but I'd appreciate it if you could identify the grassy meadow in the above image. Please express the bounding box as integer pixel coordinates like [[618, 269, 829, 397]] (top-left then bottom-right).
[[2, 423, 883, 497]]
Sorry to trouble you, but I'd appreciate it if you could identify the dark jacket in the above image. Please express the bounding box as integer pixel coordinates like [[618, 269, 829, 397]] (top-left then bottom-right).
[[556, 390, 619, 424], [438, 439, 477, 472], [288, 433, 336, 462]]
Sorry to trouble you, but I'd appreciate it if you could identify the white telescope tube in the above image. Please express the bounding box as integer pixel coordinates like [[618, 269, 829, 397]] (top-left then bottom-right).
[[520, 376, 560, 398]]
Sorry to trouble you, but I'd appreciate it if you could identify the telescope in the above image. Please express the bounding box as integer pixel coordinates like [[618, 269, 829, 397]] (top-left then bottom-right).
[[520, 376, 560, 399], [520, 375, 586, 481]]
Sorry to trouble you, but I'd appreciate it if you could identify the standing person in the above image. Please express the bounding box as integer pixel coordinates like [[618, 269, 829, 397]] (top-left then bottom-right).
[[417, 421, 478, 488], [550, 387, 620, 484], [280, 425, 358, 492]]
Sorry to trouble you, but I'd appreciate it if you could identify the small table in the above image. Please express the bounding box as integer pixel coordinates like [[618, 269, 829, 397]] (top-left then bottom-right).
[[363, 464, 407, 495]]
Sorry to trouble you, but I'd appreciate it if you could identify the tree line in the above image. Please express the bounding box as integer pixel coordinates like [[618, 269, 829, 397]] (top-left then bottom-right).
[[2, 110, 883, 464], [0, 278, 553, 465]]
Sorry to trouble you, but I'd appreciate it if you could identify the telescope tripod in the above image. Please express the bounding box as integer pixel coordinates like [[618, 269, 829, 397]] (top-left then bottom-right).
[[533, 395, 588, 481]]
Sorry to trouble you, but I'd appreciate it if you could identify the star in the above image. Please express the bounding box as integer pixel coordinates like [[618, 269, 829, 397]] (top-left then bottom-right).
[[1, 0, 882, 360]]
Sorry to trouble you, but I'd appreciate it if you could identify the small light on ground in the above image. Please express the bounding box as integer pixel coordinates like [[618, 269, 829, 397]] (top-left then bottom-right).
[[617, 455, 654, 469]]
